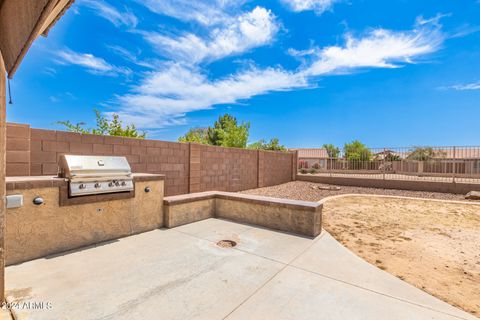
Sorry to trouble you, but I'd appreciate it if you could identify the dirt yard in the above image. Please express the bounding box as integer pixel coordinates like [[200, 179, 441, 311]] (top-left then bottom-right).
[[322, 196, 480, 316], [242, 182, 480, 315]]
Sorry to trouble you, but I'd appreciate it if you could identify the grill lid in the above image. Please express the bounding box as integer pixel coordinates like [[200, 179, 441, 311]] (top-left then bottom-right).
[[59, 155, 132, 180]]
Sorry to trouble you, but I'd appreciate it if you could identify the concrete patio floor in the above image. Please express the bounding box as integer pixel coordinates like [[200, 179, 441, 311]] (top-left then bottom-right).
[[5, 218, 477, 320]]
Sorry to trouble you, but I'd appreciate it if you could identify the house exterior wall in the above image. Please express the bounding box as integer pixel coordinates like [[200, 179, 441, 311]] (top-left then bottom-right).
[[299, 158, 327, 170], [0, 52, 6, 302]]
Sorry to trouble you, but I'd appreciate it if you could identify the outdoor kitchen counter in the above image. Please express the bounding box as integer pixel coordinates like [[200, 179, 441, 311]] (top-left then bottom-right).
[[131, 173, 166, 182], [5, 173, 165, 265], [6, 173, 165, 190], [6, 176, 67, 190]]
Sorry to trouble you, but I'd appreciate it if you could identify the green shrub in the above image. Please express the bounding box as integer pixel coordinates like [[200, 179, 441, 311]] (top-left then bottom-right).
[[57, 109, 146, 138]]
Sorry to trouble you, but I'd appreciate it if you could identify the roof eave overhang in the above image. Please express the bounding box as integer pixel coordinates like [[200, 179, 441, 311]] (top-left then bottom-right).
[[0, 0, 75, 78]]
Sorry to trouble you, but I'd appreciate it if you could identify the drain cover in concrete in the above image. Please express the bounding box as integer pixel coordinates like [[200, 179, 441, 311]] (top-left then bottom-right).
[[216, 240, 237, 248]]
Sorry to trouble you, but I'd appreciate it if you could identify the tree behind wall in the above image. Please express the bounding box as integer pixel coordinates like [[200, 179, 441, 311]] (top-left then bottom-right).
[[322, 143, 340, 158], [248, 138, 286, 151], [179, 114, 250, 148], [178, 128, 209, 144], [407, 146, 446, 161], [344, 140, 371, 161], [179, 114, 289, 150], [344, 140, 371, 170], [57, 109, 146, 138], [207, 114, 250, 148]]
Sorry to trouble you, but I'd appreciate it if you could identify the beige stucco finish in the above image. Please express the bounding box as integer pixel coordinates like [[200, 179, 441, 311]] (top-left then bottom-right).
[[132, 181, 164, 233], [216, 199, 321, 237], [6, 180, 163, 265], [164, 192, 322, 237], [0, 51, 7, 302], [165, 198, 215, 228]]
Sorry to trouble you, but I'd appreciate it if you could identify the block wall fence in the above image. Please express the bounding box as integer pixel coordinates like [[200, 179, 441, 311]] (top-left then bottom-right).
[[6, 123, 297, 196]]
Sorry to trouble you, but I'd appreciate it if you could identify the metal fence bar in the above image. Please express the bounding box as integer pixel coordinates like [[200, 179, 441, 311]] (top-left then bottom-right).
[[453, 146, 456, 183], [382, 147, 386, 182]]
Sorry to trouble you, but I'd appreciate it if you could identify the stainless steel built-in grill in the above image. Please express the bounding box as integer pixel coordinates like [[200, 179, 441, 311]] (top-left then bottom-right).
[[58, 155, 134, 197]]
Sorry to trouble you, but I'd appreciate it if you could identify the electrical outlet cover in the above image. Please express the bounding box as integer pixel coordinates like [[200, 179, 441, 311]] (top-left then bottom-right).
[[6, 194, 23, 209]]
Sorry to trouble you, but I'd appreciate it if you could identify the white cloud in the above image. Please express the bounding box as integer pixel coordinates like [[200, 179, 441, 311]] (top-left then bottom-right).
[[110, 16, 445, 129], [113, 19, 445, 129], [80, 0, 138, 28], [43, 67, 57, 76], [55, 49, 131, 76], [114, 63, 308, 128], [415, 13, 451, 27], [281, 0, 339, 14], [287, 48, 316, 57], [144, 7, 278, 64], [136, 0, 244, 26], [443, 82, 480, 91], [106, 44, 160, 69], [302, 25, 443, 76], [49, 96, 59, 103]]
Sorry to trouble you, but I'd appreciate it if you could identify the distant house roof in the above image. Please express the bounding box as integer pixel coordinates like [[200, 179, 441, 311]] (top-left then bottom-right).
[[374, 149, 396, 155], [435, 148, 480, 159], [294, 148, 329, 158]]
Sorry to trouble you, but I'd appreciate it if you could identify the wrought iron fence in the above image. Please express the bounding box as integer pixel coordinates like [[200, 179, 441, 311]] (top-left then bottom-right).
[[297, 146, 480, 184]]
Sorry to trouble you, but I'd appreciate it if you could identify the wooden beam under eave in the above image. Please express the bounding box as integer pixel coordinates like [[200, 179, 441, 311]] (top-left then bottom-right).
[[40, 0, 75, 37]]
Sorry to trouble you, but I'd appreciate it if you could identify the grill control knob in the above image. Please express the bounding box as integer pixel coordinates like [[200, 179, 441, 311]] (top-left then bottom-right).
[[115, 181, 120, 187], [79, 184, 86, 189], [94, 182, 101, 188], [108, 182, 114, 187], [121, 181, 126, 186]]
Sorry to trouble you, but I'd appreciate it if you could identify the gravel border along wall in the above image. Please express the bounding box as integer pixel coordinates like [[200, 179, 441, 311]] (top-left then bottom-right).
[[241, 181, 469, 202]]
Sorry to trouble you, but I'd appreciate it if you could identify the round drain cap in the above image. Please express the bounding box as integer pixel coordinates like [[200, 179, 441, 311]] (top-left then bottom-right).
[[216, 240, 237, 248]]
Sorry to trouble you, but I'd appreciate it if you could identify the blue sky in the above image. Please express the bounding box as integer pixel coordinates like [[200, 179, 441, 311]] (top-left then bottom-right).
[[7, 0, 480, 148]]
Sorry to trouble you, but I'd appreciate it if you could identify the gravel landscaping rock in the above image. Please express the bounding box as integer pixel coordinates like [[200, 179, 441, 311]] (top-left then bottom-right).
[[241, 181, 469, 202]]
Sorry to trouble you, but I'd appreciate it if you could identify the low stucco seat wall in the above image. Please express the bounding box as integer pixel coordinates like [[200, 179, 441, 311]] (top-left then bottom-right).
[[163, 191, 322, 237]]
